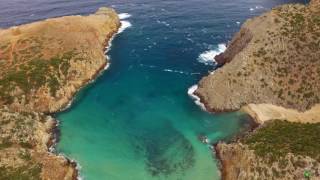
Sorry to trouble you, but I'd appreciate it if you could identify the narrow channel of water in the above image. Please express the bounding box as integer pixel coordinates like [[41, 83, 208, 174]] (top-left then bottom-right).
[[0, 0, 305, 179]]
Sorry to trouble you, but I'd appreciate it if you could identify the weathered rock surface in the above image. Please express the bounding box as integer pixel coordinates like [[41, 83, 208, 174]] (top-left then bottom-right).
[[0, 107, 77, 179], [216, 142, 320, 180], [0, 7, 120, 113], [198, 1, 320, 179], [0, 7, 120, 180], [214, 28, 253, 65], [196, 1, 320, 112]]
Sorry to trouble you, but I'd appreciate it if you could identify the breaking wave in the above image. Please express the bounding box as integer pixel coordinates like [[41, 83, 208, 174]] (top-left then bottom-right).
[[198, 44, 226, 65], [118, 13, 132, 20]]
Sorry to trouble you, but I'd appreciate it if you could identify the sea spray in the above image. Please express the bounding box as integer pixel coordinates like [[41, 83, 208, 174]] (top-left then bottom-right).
[[118, 13, 132, 19], [117, 13, 132, 34], [56, 13, 133, 180], [198, 44, 226, 65], [118, 21, 132, 34], [188, 85, 207, 111], [61, 13, 133, 112]]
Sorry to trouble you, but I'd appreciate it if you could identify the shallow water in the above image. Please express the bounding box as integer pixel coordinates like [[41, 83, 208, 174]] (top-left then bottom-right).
[[0, 0, 305, 179]]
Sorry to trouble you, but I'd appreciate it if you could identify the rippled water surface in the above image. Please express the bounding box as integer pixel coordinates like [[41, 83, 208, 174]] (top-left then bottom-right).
[[0, 0, 305, 179]]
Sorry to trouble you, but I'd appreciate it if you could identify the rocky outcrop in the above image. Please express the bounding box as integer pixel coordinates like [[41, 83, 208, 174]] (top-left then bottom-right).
[[0, 7, 120, 113], [0, 7, 120, 180], [216, 142, 320, 180], [215, 28, 253, 65], [0, 107, 77, 179], [194, 0, 320, 179], [196, 1, 320, 112]]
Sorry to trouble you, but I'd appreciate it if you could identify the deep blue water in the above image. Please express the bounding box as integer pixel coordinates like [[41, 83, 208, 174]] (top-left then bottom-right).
[[0, 0, 306, 179]]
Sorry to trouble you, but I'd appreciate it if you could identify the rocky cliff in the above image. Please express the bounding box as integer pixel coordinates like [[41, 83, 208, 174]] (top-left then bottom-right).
[[194, 0, 320, 179], [216, 120, 320, 180], [0, 7, 120, 180], [0, 108, 77, 179], [0, 7, 120, 113], [196, 0, 320, 112]]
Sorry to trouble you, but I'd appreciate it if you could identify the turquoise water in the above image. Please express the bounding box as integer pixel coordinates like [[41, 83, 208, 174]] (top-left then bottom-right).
[[0, 0, 306, 179]]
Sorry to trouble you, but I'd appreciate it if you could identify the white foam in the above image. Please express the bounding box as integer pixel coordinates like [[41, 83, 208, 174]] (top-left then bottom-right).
[[104, 62, 110, 70], [250, 5, 264, 11], [255, 5, 264, 9], [198, 43, 226, 65], [118, 13, 131, 20], [164, 69, 173, 72], [104, 15, 132, 54], [56, 13, 133, 180], [187, 85, 207, 111], [118, 21, 132, 34], [163, 68, 191, 75]]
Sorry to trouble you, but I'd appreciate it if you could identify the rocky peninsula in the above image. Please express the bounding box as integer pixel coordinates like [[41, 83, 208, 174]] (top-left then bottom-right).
[[195, 0, 320, 179], [0, 7, 120, 179]]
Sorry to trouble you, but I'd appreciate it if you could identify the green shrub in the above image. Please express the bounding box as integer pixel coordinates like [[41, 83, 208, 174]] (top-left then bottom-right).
[[243, 120, 320, 162]]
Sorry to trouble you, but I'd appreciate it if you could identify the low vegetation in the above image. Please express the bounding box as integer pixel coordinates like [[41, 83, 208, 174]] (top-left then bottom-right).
[[0, 50, 75, 103], [243, 120, 320, 162], [226, 3, 320, 111], [0, 163, 42, 180]]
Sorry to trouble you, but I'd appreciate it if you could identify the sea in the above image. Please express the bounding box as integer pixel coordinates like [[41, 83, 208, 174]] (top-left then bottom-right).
[[0, 0, 305, 179]]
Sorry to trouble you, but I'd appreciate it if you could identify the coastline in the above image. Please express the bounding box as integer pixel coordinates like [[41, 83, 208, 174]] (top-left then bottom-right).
[[241, 103, 320, 124], [188, 83, 259, 180], [54, 26, 119, 114], [191, 1, 320, 179], [187, 85, 207, 111], [51, 16, 132, 179], [56, 14, 131, 113]]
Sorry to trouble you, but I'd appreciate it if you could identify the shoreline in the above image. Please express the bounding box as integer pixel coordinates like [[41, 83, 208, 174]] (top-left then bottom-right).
[[241, 103, 320, 124], [48, 20, 122, 180], [191, 0, 320, 178], [188, 82, 259, 180], [187, 85, 207, 111]]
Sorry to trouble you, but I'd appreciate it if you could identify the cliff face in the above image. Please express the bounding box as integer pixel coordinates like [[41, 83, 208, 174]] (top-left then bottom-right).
[[214, 28, 253, 65], [216, 142, 320, 180], [196, 1, 320, 112], [0, 108, 77, 179], [0, 7, 120, 179], [216, 120, 320, 180], [196, 1, 320, 179], [0, 7, 120, 113]]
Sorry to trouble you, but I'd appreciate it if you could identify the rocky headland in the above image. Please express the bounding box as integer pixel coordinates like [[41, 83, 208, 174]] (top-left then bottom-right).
[[0, 7, 120, 179], [194, 0, 320, 179], [0, 7, 120, 113]]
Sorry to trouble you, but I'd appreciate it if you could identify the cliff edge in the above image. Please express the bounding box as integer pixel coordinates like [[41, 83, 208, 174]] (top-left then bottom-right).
[[0, 7, 120, 179], [194, 0, 320, 179], [0, 7, 120, 113], [196, 0, 320, 112]]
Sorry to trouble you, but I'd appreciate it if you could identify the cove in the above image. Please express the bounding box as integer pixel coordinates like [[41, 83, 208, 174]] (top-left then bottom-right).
[[29, 0, 307, 179]]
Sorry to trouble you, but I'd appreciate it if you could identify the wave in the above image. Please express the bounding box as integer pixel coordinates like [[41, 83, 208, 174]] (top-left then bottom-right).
[[104, 15, 132, 54], [250, 5, 264, 11], [187, 85, 207, 111], [118, 13, 131, 20], [118, 21, 132, 34], [163, 68, 200, 76], [163, 68, 187, 74], [198, 43, 226, 65], [57, 13, 132, 180], [139, 64, 157, 68]]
